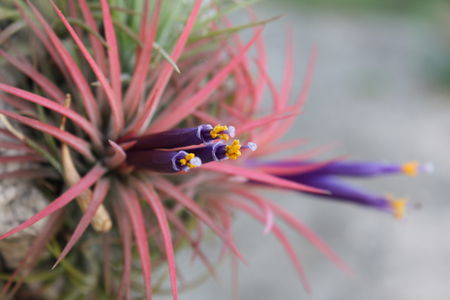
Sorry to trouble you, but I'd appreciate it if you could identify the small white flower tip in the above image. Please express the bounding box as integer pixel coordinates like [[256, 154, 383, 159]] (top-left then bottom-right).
[[190, 157, 202, 167], [247, 142, 257, 151], [421, 162, 434, 174], [227, 126, 236, 138]]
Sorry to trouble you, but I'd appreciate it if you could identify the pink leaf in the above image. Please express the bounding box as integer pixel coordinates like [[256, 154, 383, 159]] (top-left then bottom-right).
[[52, 178, 110, 268], [0, 50, 65, 103], [253, 160, 340, 176], [227, 198, 311, 294], [267, 201, 351, 274], [0, 109, 94, 161], [146, 28, 263, 134], [152, 176, 245, 261], [0, 93, 34, 113], [261, 46, 318, 144], [235, 110, 299, 136], [255, 138, 308, 157], [113, 201, 132, 300], [0, 141, 34, 153], [99, 0, 122, 102], [0, 155, 44, 163], [0, 169, 55, 180], [124, 0, 161, 119], [200, 162, 327, 194], [232, 188, 274, 234], [278, 30, 294, 112], [104, 140, 127, 169], [127, 0, 203, 135], [165, 209, 217, 278], [120, 187, 153, 300], [50, 0, 123, 138], [79, 0, 108, 75], [15, 3, 71, 84], [0, 83, 101, 147], [26, 0, 100, 126], [137, 183, 179, 300], [0, 164, 106, 240]]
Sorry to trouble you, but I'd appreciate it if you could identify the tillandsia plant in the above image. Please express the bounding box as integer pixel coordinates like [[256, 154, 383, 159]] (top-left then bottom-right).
[[0, 0, 431, 299]]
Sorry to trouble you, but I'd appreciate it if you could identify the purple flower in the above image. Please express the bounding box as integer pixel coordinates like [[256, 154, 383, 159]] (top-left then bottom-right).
[[257, 160, 433, 218], [127, 124, 235, 150], [125, 125, 255, 172]]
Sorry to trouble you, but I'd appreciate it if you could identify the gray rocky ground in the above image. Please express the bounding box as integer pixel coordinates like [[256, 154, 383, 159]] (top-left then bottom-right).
[[160, 3, 450, 300]]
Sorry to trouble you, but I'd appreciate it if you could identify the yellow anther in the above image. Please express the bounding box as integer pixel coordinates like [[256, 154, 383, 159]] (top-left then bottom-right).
[[402, 161, 419, 176], [179, 153, 199, 168], [210, 124, 230, 141], [226, 139, 242, 160], [389, 198, 407, 219]]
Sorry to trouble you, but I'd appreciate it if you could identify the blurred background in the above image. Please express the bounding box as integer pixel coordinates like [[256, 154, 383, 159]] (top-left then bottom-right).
[[160, 0, 450, 299]]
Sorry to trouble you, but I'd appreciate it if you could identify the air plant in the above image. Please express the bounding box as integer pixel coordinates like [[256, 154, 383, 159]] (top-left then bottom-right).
[[0, 0, 428, 299]]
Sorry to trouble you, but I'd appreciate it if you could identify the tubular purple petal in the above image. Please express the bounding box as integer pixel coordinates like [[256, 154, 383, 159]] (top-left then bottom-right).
[[126, 150, 201, 173], [286, 175, 392, 211], [281, 174, 407, 218], [190, 141, 228, 163], [252, 159, 421, 217], [129, 124, 235, 150], [190, 140, 257, 163], [261, 160, 431, 177]]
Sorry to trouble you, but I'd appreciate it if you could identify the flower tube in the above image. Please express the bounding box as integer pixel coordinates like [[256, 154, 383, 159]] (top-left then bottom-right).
[[258, 160, 432, 218], [128, 124, 235, 150], [190, 139, 257, 163], [126, 150, 202, 173], [263, 160, 433, 177]]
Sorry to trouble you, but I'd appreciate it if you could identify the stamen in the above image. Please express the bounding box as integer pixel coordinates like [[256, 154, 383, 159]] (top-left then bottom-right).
[[389, 197, 407, 219], [196, 124, 214, 143], [227, 126, 236, 138], [402, 161, 419, 176], [179, 153, 201, 169], [225, 139, 242, 160], [210, 124, 233, 141], [244, 142, 258, 152], [171, 151, 202, 172]]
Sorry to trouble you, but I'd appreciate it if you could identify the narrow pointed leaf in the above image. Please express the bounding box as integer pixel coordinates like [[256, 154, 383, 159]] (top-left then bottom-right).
[[165, 209, 216, 278], [50, 0, 123, 137], [228, 198, 311, 293], [147, 28, 263, 133], [0, 110, 94, 161], [0, 50, 65, 103], [113, 201, 132, 300], [137, 183, 179, 300], [53, 178, 110, 268], [152, 176, 245, 261], [120, 187, 153, 300], [0, 83, 101, 146], [128, 0, 203, 134], [99, 0, 122, 101], [79, 0, 107, 74], [200, 162, 327, 194], [124, 0, 161, 118], [26, 0, 100, 126], [267, 201, 351, 274]]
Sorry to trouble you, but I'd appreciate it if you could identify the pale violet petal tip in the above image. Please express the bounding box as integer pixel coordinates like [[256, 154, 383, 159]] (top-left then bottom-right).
[[190, 157, 202, 167], [421, 162, 434, 174], [227, 126, 236, 138], [247, 142, 257, 151]]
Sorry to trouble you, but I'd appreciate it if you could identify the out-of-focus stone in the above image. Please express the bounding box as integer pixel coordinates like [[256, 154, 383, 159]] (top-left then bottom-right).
[[0, 101, 48, 269]]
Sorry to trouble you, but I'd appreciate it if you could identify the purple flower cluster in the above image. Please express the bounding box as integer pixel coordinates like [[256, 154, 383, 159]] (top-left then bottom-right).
[[256, 160, 433, 218], [125, 124, 255, 172]]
